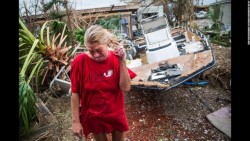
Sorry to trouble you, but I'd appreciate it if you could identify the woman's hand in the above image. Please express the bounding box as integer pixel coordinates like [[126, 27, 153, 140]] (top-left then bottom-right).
[[72, 122, 84, 138], [114, 42, 126, 61]]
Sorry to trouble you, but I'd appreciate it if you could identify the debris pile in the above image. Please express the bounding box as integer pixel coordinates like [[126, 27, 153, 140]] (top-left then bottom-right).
[[148, 61, 183, 83]]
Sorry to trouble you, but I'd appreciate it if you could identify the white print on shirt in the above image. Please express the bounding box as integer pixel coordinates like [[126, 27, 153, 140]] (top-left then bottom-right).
[[104, 70, 113, 77]]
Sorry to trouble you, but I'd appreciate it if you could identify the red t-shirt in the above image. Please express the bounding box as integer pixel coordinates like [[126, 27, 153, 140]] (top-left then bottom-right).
[[70, 50, 136, 136]]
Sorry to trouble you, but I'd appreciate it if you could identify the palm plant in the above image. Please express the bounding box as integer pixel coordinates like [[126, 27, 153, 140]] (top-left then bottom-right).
[[96, 15, 120, 35], [19, 18, 73, 138], [19, 39, 40, 138], [50, 20, 68, 36], [19, 18, 45, 91], [74, 28, 86, 45], [208, 4, 223, 31], [19, 18, 72, 86]]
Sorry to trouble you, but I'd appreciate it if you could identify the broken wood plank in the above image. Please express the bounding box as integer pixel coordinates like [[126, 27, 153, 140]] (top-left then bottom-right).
[[82, 11, 132, 19], [185, 30, 201, 42], [79, 5, 139, 14], [35, 98, 52, 116], [131, 81, 170, 88]]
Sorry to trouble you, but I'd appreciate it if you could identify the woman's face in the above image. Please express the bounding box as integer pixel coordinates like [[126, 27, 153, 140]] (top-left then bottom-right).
[[86, 42, 109, 62]]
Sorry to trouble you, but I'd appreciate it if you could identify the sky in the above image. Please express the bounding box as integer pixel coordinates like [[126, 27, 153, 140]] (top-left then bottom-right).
[[193, 0, 218, 6], [19, 0, 128, 12], [19, 0, 130, 15], [19, 0, 219, 15], [70, 0, 128, 10]]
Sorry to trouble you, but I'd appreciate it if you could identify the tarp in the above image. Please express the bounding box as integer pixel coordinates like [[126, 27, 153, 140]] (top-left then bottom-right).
[[206, 105, 231, 138]]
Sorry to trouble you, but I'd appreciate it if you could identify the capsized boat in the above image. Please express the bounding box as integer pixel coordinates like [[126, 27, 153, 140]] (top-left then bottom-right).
[[124, 13, 216, 90]]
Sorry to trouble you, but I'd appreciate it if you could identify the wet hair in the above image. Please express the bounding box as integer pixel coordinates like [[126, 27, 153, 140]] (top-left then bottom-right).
[[84, 25, 119, 47]]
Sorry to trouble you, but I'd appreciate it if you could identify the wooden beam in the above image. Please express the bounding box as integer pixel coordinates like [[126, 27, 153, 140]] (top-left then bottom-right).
[[78, 5, 139, 14], [81, 11, 132, 19]]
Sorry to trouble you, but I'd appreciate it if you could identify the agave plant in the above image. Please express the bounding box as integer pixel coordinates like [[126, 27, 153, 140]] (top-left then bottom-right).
[[42, 23, 72, 79]]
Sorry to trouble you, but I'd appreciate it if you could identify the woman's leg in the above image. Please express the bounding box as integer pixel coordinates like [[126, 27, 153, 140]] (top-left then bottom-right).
[[111, 130, 124, 141], [80, 135, 87, 141], [93, 133, 108, 141]]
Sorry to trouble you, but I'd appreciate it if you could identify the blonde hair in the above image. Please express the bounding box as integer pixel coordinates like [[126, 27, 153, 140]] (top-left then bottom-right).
[[84, 25, 119, 47]]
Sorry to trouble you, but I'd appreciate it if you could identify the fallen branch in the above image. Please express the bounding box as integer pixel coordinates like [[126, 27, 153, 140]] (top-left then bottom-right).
[[35, 131, 49, 141]]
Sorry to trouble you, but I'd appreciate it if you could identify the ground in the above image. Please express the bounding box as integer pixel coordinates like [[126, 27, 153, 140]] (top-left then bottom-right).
[[23, 43, 231, 141]]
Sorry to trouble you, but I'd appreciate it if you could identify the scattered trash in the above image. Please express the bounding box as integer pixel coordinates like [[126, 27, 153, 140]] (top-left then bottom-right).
[[148, 62, 182, 83]]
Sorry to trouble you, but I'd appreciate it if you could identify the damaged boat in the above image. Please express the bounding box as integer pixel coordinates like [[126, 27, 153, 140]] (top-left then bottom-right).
[[124, 13, 216, 90]]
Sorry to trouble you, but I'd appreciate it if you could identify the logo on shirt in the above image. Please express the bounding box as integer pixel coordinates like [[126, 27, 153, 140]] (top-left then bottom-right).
[[104, 70, 113, 77], [88, 69, 114, 81]]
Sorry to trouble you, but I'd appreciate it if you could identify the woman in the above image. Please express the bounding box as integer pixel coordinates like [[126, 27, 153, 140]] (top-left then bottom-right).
[[70, 25, 137, 141]]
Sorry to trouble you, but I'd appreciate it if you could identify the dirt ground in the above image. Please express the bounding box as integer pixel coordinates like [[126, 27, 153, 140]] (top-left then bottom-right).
[[24, 43, 231, 141]]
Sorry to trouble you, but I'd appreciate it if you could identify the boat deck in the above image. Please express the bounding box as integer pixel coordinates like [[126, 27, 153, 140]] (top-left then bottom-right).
[[130, 50, 214, 88]]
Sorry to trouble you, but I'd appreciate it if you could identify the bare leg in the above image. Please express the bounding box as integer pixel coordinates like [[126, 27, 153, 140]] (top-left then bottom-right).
[[80, 135, 87, 141], [93, 133, 108, 141], [112, 131, 124, 141]]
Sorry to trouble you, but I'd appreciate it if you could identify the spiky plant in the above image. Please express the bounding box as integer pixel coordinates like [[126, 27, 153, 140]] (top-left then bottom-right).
[[19, 39, 39, 138], [19, 18, 72, 86], [19, 18, 73, 138]]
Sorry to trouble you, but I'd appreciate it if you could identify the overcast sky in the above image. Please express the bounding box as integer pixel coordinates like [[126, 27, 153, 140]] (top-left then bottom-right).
[[19, 0, 219, 15], [193, 0, 218, 6], [19, 0, 127, 10]]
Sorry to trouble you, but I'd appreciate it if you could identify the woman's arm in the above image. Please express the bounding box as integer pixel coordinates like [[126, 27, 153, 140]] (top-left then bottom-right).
[[71, 92, 84, 137], [71, 93, 80, 123], [114, 44, 131, 93], [119, 59, 131, 93]]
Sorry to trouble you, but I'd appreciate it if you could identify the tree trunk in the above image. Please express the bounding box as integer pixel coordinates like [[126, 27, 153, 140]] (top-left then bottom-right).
[[64, 0, 73, 44]]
